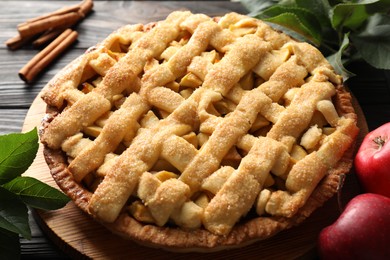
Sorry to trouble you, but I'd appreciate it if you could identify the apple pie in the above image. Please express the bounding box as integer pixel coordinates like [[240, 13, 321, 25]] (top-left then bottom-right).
[[40, 11, 359, 251]]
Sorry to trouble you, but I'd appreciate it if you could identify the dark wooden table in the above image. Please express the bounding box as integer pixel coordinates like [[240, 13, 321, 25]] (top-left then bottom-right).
[[1, 1, 389, 259]]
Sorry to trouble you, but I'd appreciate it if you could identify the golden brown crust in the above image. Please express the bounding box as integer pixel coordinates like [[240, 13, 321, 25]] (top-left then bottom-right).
[[40, 11, 359, 251], [42, 130, 350, 250]]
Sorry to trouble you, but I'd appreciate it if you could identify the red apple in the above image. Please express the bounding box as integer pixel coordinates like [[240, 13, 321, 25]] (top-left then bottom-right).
[[318, 193, 390, 260], [354, 122, 390, 198]]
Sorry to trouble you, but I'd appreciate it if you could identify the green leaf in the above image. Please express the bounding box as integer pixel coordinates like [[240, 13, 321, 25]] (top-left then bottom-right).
[[3, 176, 70, 210], [351, 13, 390, 70], [327, 33, 356, 81], [330, 0, 382, 31], [240, 0, 278, 16], [0, 228, 20, 260], [0, 128, 38, 185], [256, 5, 323, 45], [0, 187, 31, 239], [296, 0, 332, 27]]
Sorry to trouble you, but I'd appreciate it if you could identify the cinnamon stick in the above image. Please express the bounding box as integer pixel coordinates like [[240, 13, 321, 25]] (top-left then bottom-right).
[[17, 12, 82, 38], [32, 16, 79, 49], [5, 34, 34, 50], [19, 29, 78, 83], [20, 0, 92, 25], [6, 1, 93, 82], [32, 29, 65, 48], [5, 0, 93, 50], [25, 4, 81, 24], [79, 0, 94, 17]]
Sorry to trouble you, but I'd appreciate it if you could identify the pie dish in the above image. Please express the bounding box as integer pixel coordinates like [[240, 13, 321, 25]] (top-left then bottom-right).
[[39, 11, 359, 251]]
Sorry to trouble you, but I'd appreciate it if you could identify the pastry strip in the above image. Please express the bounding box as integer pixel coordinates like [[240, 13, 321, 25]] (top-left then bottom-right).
[[267, 81, 336, 142], [266, 117, 358, 217], [41, 92, 111, 149], [69, 93, 149, 182], [203, 136, 289, 235], [88, 118, 193, 222]]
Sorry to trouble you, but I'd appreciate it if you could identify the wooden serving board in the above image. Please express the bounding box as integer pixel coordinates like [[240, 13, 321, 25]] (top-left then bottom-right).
[[22, 93, 367, 259]]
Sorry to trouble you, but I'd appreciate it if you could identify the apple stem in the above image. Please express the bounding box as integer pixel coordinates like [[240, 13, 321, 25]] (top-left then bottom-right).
[[373, 136, 385, 148]]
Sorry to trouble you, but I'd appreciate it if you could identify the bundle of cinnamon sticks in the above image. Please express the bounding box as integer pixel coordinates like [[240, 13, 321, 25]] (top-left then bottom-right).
[[6, 0, 93, 83]]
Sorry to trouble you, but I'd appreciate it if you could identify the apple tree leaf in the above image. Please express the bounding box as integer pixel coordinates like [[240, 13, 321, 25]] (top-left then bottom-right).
[[327, 33, 356, 81], [256, 5, 322, 45], [2, 176, 70, 210], [330, 0, 382, 31], [295, 0, 332, 27], [0, 187, 31, 239], [240, 0, 277, 16], [0, 228, 20, 260], [0, 128, 38, 185], [350, 13, 390, 70]]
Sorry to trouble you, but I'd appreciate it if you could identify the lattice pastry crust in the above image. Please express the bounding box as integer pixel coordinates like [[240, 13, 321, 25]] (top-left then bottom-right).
[[40, 11, 359, 251]]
